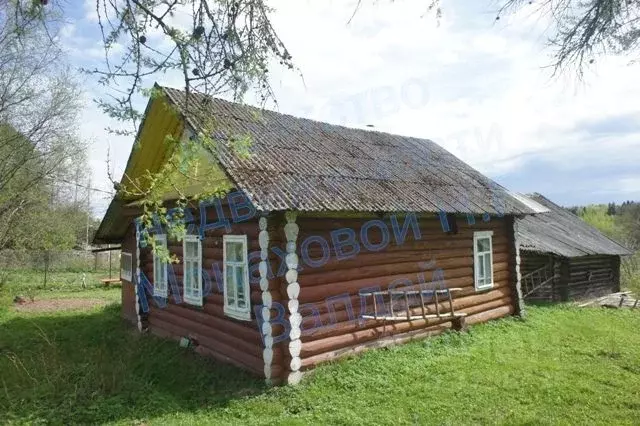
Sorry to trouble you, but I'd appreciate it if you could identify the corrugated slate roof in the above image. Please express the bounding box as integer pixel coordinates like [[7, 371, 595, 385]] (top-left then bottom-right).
[[516, 194, 632, 257], [162, 86, 538, 215]]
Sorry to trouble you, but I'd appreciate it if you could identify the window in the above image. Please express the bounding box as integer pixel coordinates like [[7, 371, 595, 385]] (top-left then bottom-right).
[[223, 235, 251, 320], [473, 231, 494, 290], [183, 235, 202, 306], [121, 252, 132, 281], [153, 235, 168, 298]]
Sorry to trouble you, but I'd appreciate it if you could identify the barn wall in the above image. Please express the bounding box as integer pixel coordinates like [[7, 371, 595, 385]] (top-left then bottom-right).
[[292, 214, 516, 371], [521, 252, 621, 302], [121, 204, 286, 380], [520, 252, 556, 302], [566, 255, 620, 300], [120, 224, 138, 324]]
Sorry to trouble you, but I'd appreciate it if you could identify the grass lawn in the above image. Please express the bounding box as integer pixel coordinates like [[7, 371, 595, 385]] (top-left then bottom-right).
[[0, 270, 121, 307], [1, 294, 639, 425]]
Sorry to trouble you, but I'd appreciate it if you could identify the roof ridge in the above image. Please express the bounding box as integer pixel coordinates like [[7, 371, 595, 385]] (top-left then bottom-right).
[[159, 84, 439, 145]]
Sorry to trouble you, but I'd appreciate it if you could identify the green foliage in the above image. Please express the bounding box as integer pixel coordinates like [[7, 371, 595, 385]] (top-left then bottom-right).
[[0, 8, 88, 252], [1, 301, 640, 424], [577, 204, 623, 239]]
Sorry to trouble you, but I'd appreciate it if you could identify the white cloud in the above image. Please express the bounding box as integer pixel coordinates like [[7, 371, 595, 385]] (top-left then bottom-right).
[[65, 0, 640, 216]]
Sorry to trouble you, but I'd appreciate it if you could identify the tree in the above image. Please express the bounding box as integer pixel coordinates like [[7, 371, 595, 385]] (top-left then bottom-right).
[[498, 0, 640, 75], [0, 5, 87, 250]]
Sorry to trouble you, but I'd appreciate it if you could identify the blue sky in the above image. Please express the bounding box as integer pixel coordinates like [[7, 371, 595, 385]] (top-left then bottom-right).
[[60, 0, 640, 216]]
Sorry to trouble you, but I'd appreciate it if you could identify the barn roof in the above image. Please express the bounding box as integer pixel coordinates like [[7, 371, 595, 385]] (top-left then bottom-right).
[[161, 86, 538, 215], [516, 194, 632, 257]]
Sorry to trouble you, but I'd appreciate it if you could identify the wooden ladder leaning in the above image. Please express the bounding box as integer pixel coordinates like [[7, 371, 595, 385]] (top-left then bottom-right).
[[359, 288, 467, 331], [521, 263, 554, 298]]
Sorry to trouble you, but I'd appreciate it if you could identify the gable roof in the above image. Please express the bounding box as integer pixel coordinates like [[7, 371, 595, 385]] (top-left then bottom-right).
[[94, 85, 540, 243], [516, 194, 632, 257], [162, 86, 538, 215]]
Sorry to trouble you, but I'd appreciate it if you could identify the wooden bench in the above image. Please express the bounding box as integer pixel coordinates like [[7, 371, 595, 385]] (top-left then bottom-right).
[[100, 278, 122, 286]]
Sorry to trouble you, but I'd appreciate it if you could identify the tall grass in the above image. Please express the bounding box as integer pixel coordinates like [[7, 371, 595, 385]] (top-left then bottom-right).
[[1, 304, 639, 424]]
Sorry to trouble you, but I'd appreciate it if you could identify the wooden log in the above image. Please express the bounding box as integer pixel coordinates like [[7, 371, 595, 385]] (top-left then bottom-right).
[[150, 307, 270, 358], [296, 216, 505, 234], [299, 321, 453, 369], [298, 267, 510, 304], [465, 304, 514, 325], [300, 284, 512, 342], [160, 303, 262, 343], [195, 344, 284, 379], [147, 315, 265, 376], [299, 313, 457, 358]]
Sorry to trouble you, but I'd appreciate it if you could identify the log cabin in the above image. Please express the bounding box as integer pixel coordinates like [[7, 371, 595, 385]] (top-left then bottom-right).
[[516, 194, 632, 302], [94, 84, 544, 385]]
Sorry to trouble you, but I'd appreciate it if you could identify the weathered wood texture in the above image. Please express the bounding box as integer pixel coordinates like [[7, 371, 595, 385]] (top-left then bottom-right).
[[520, 252, 556, 302], [566, 255, 620, 300], [295, 215, 516, 369], [521, 252, 621, 302]]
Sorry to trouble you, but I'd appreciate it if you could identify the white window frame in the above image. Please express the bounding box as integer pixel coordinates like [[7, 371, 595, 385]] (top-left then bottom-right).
[[121, 252, 132, 281], [473, 230, 494, 291], [223, 235, 251, 321], [182, 235, 203, 306], [153, 234, 168, 298]]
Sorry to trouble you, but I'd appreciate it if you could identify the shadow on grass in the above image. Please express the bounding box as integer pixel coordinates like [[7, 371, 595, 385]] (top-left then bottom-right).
[[0, 304, 266, 424]]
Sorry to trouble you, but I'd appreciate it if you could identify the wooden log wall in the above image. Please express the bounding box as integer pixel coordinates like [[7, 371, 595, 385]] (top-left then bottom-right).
[[294, 214, 517, 370], [521, 253, 621, 302], [128, 202, 286, 380], [566, 255, 620, 300]]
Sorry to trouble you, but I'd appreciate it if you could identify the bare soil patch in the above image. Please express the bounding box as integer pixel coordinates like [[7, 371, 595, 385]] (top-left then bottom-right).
[[13, 298, 110, 313]]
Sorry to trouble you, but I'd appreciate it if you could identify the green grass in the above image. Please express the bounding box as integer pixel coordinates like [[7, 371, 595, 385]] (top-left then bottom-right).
[[1, 298, 639, 425], [0, 270, 121, 307]]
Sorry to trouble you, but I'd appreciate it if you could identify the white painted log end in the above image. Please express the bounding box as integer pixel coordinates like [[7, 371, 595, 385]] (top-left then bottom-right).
[[261, 306, 271, 322], [263, 348, 273, 365], [259, 230, 269, 248], [285, 269, 298, 285], [288, 299, 299, 314], [258, 261, 268, 279], [286, 282, 300, 299], [264, 335, 274, 349], [290, 356, 302, 372], [264, 365, 272, 380], [285, 253, 299, 270], [289, 338, 302, 357], [284, 223, 299, 241], [260, 277, 269, 291], [287, 371, 303, 386], [289, 327, 301, 341], [289, 312, 302, 328], [261, 321, 273, 337], [261, 291, 273, 307], [285, 211, 297, 223]]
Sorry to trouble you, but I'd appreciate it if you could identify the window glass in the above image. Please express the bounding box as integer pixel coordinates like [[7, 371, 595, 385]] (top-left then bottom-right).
[[474, 232, 494, 291], [223, 235, 250, 320]]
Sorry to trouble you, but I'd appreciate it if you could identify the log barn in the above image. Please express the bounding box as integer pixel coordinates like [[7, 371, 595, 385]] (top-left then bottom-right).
[[516, 194, 632, 302], [94, 85, 543, 385]]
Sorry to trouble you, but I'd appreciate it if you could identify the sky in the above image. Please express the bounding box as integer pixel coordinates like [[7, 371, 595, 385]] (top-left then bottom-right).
[[60, 0, 640, 218]]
